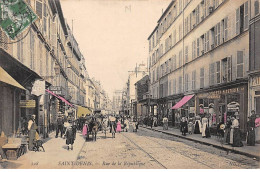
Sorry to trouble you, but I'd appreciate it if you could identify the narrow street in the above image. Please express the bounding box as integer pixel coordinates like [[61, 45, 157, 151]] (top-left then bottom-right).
[[73, 127, 259, 169]]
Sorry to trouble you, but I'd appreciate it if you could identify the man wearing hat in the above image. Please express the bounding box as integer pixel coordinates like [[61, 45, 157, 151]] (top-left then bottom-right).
[[56, 112, 64, 138]]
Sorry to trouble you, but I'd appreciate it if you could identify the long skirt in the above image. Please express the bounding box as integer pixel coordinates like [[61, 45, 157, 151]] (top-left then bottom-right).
[[205, 125, 211, 138], [194, 121, 201, 134], [66, 138, 74, 145], [116, 124, 121, 132], [247, 127, 255, 146], [201, 123, 207, 137], [28, 129, 36, 151], [256, 127, 260, 144], [224, 128, 231, 144], [231, 128, 243, 147]]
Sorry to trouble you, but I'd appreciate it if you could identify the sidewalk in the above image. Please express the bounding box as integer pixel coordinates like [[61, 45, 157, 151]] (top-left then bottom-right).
[[1, 131, 86, 169], [141, 125, 260, 160]]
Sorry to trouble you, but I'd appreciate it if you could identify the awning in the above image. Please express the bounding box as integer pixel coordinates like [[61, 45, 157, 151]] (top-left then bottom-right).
[[77, 106, 92, 117], [0, 66, 25, 90], [171, 94, 194, 109], [45, 89, 74, 107]]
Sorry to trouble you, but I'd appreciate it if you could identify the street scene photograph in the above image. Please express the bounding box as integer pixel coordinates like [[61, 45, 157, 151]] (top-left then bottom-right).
[[0, 0, 260, 170]]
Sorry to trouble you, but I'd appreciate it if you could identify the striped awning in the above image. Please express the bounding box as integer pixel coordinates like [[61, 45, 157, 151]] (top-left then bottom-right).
[[0, 66, 25, 90]]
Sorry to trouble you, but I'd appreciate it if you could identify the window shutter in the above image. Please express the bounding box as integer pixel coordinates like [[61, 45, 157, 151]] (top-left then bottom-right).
[[236, 8, 240, 35], [36, 0, 43, 19], [224, 17, 228, 41], [200, 67, 204, 88], [237, 51, 244, 78], [244, 1, 249, 30]]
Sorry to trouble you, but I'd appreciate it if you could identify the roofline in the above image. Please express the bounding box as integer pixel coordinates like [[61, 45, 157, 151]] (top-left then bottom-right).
[[147, 25, 158, 40]]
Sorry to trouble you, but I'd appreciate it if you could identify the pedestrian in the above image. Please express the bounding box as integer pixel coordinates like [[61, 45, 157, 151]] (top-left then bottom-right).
[[136, 121, 139, 132], [64, 122, 75, 150], [201, 115, 210, 138], [194, 115, 202, 134], [255, 113, 260, 144], [230, 115, 243, 147], [188, 119, 194, 135], [246, 114, 256, 146], [56, 113, 64, 138], [28, 114, 38, 151], [162, 116, 167, 130], [124, 118, 130, 132], [150, 117, 154, 129], [180, 117, 188, 136], [116, 119, 122, 133], [82, 121, 89, 141], [224, 117, 232, 144]]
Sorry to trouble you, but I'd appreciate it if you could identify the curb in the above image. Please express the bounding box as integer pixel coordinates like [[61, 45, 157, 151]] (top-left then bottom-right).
[[141, 126, 260, 160]]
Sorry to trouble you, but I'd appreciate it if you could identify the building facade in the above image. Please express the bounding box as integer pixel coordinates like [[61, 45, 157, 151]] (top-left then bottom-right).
[[148, 0, 255, 134], [0, 0, 88, 138]]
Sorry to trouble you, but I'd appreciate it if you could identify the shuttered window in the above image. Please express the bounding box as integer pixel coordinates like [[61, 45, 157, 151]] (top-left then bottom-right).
[[185, 74, 189, 91], [192, 40, 196, 59], [197, 38, 200, 57], [209, 63, 215, 85], [224, 17, 228, 41], [236, 8, 240, 35], [179, 50, 182, 68], [237, 51, 244, 78], [173, 55, 176, 70], [185, 46, 188, 63], [227, 56, 232, 82]]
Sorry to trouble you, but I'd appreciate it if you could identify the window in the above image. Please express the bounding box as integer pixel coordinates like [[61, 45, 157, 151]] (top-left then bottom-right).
[[196, 5, 200, 25], [169, 58, 172, 72], [210, 27, 215, 49], [179, 50, 182, 67], [178, 76, 182, 93], [185, 73, 189, 91], [236, 2, 248, 35], [149, 40, 151, 52], [192, 70, 196, 90], [166, 61, 169, 74], [215, 22, 220, 46], [216, 61, 220, 84], [179, 0, 182, 14], [46, 50, 49, 77], [30, 31, 35, 70], [206, 31, 210, 52], [236, 7, 240, 35], [157, 67, 159, 80], [209, 63, 215, 85], [200, 67, 204, 88], [237, 51, 244, 78], [201, 34, 205, 54], [152, 35, 155, 48], [185, 46, 189, 63]]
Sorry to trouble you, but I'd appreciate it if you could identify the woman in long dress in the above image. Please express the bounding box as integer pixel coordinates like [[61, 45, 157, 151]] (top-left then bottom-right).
[[255, 114, 260, 144], [194, 116, 202, 134], [247, 116, 256, 146], [116, 120, 122, 133], [201, 116, 208, 138], [82, 122, 88, 141], [230, 116, 243, 147], [224, 117, 232, 144]]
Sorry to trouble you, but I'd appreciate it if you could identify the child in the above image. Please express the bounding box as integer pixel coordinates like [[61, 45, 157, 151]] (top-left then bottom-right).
[[65, 124, 75, 150], [188, 121, 194, 135]]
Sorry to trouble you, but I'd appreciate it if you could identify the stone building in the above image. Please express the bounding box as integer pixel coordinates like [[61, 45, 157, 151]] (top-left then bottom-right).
[[148, 0, 255, 134]]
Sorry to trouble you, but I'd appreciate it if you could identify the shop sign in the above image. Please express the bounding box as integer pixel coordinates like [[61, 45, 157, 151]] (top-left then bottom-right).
[[252, 76, 260, 86], [20, 100, 35, 108], [31, 80, 45, 96], [197, 86, 245, 98], [0, 0, 38, 39], [49, 86, 62, 95]]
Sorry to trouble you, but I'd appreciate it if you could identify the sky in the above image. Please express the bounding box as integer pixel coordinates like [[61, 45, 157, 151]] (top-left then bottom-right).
[[60, 0, 171, 99]]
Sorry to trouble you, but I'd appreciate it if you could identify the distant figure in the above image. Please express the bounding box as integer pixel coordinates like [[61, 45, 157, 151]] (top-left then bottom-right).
[[163, 116, 168, 130], [28, 114, 38, 151], [180, 117, 188, 136], [247, 114, 256, 146], [65, 123, 75, 150], [194, 115, 202, 134], [230, 115, 243, 147], [82, 121, 89, 141], [255, 113, 260, 144], [124, 119, 130, 132], [56, 114, 64, 138], [116, 120, 122, 133], [188, 119, 194, 135], [201, 115, 210, 138]]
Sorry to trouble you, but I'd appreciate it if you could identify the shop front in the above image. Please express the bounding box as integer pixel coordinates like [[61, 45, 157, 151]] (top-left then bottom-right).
[[196, 83, 248, 136], [249, 74, 260, 115]]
